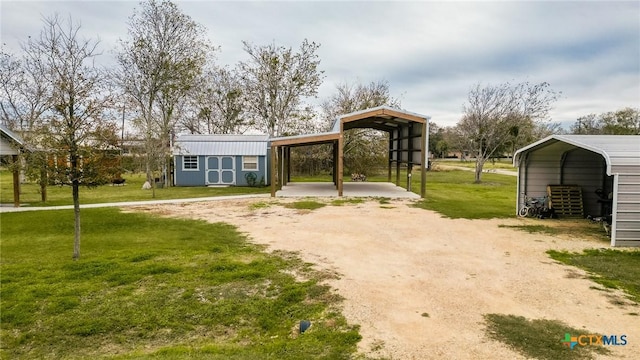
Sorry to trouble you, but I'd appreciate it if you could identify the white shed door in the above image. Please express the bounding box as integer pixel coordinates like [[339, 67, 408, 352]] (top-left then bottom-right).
[[206, 156, 235, 185]]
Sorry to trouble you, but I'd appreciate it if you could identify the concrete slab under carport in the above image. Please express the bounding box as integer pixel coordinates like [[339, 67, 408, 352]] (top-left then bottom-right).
[[275, 182, 420, 199]]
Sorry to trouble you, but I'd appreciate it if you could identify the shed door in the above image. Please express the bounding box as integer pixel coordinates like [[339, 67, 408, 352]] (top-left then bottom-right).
[[206, 156, 235, 185]]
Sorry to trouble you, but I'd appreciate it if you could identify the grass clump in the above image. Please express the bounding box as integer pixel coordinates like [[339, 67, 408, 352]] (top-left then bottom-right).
[[285, 200, 326, 211], [330, 198, 364, 206], [0, 208, 359, 359], [249, 201, 275, 210], [499, 224, 561, 235], [484, 314, 610, 359], [547, 249, 640, 303]]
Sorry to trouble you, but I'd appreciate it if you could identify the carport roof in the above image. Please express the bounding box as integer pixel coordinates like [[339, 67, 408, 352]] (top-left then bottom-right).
[[270, 107, 430, 147], [331, 106, 430, 132], [174, 134, 269, 156], [514, 135, 640, 175]]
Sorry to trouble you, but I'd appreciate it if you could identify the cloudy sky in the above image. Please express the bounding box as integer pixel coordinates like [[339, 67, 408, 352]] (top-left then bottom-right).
[[1, 0, 639, 129]]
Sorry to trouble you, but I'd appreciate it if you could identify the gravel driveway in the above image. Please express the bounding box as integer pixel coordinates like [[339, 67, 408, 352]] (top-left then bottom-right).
[[135, 198, 638, 359]]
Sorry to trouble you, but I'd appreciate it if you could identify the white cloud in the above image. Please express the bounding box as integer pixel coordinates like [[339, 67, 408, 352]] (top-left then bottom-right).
[[1, 0, 638, 129]]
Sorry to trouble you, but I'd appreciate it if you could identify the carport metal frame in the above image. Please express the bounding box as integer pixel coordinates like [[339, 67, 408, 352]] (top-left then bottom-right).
[[270, 107, 430, 198]]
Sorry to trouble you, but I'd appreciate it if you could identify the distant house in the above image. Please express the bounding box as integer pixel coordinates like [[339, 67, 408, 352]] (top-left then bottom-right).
[[173, 134, 270, 186], [1, 124, 27, 207]]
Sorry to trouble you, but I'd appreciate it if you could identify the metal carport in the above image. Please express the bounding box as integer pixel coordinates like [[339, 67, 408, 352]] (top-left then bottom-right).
[[269, 106, 430, 198], [514, 135, 640, 247]]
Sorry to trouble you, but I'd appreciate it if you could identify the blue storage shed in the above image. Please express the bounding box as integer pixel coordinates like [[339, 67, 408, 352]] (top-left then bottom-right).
[[173, 134, 270, 187]]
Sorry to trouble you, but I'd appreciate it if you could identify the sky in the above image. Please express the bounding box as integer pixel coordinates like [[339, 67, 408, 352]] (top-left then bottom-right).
[[1, 0, 639, 129]]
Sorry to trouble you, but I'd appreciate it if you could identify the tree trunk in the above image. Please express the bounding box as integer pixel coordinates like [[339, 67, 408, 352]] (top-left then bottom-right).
[[72, 180, 81, 260], [40, 166, 47, 202], [145, 151, 156, 198], [70, 147, 81, 260], [475, 158, 485, 183]]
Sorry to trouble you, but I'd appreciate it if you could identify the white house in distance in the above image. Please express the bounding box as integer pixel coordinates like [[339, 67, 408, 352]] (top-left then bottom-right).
[[514, 135, 640, 247]]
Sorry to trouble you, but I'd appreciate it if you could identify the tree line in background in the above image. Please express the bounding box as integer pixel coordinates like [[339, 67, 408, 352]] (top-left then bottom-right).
[[1, 0, 638, 256]]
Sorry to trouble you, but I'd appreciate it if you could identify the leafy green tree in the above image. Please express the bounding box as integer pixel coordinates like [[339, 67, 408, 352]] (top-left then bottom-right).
[[569, 108, 639, 135], [25, 14, 115, 259], [601, 107, 639, 135]]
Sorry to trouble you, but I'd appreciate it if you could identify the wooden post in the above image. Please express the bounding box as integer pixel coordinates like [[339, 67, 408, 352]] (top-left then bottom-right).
[[396, 127, 401, 186], [286, 147, 291, 183], [421, 121, 428, 198], [12, 154, 20, 207], [279, 146, 284, 190], [270, 145, 277, 197], [331, 141, 338, 186], [388, 131, 392, 182], [338, 125, 344, 196]]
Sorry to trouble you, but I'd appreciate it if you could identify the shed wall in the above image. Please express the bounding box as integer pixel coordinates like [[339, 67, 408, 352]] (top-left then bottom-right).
[[174, 155, 206, 186], [562, 148, 609, 216], [1, 137, 19, 155], [174, 155, 268, 187], [615, 174, 640, 246]]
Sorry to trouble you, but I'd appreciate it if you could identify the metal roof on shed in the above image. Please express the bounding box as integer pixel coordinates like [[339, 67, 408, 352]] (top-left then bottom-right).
[[173, 134, 268, 156], [514, 135, 640, 175]]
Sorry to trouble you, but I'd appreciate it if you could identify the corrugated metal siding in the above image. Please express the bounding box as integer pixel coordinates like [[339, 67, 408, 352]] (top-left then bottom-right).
[[173, 134, 269, 156], [515, 135, 640, 247], [175, 141, 267, 156], [563, 149, 608, 216], [614, 174, 640, 246]]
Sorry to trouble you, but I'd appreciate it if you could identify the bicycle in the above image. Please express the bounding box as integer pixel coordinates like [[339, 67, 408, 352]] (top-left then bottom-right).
[[518, 195, 548, 218]]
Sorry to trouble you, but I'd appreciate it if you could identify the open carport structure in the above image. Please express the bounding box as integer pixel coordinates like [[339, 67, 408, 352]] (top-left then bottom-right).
[[269, 106, 430, 198], [514, 135, 640, 247]]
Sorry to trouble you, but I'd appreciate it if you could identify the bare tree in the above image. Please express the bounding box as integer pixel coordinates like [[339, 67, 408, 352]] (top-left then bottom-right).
[[457, 81, 559, 183], [318, 80, 400, 175], [239, 39, 323, 137], [184, 66, 250, 134], [25, 14, 114, 260], [117, 0, 211, 195]]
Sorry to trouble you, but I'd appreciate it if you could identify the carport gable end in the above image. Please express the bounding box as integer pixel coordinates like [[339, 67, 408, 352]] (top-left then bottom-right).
[[173, 134, 270, 187], [514, 135, 640, 247], [270, 106, 431, 198]]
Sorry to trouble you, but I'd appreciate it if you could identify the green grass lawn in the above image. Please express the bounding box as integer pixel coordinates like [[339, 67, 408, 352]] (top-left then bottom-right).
[[291, 169, 517, 219], [0, 170, 269, 207], [0, 209, 360, 359], [434, 158, 517, 171], [547, 249, 640, 304], [410, 170, 516, 219], [484, 314, 609, 360]]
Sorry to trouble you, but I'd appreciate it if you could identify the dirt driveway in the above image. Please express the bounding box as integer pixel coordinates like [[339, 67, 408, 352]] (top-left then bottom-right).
[[134, 198, 638, 359]]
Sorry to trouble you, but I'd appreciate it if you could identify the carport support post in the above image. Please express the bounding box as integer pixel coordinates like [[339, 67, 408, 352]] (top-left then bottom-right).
[[279, 146, 285, 190], [421, 121, 428, 198], [338, 127, 344, 196], [12, 154, 20, 207], [388, 132, 392, 182], [286, 147, 291, 183], [333, 141, 338, 187], [270, 145, 277, 197]]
